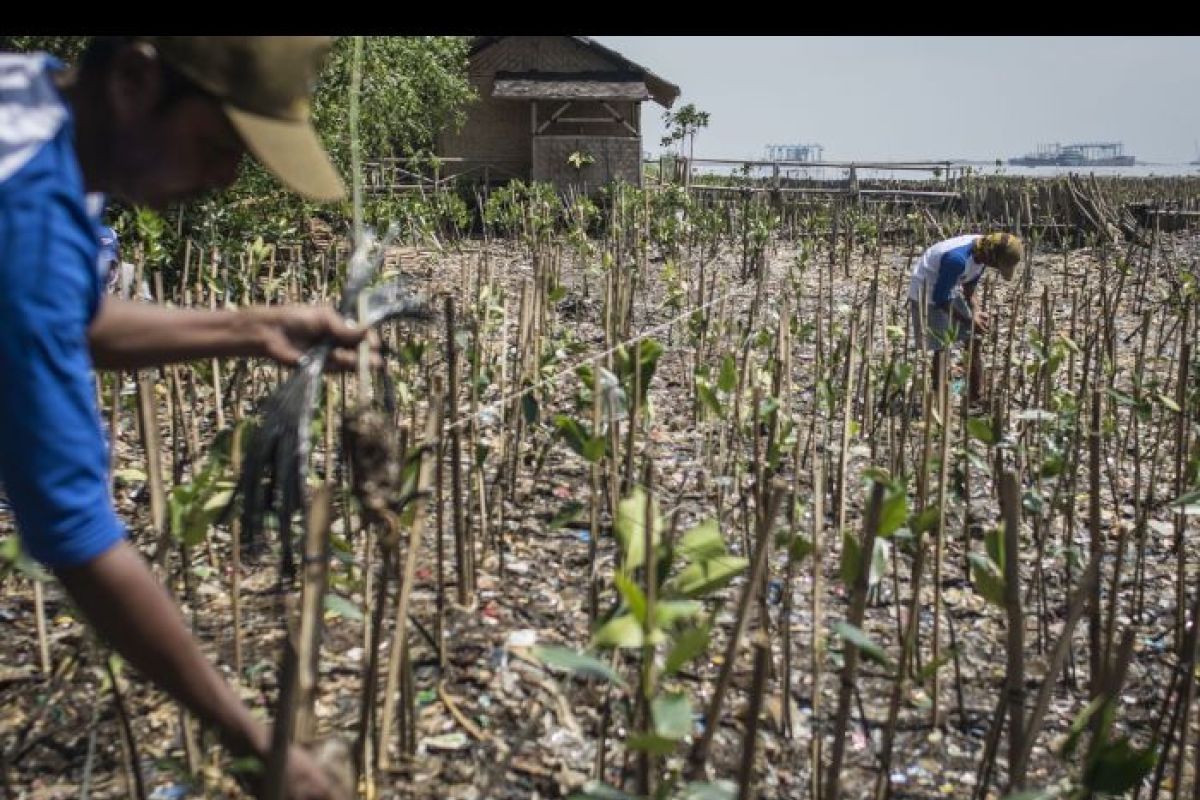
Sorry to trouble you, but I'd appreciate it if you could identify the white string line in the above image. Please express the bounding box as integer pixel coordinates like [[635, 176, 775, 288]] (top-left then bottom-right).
[[442, 282, 756, 433]]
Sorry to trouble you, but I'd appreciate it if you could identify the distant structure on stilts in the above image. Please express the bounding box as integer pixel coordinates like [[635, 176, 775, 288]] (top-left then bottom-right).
[[1009, 142, 1135, 168]]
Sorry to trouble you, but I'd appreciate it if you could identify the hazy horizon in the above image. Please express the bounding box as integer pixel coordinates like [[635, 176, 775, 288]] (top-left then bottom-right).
[[592, 37, 1200, 165]]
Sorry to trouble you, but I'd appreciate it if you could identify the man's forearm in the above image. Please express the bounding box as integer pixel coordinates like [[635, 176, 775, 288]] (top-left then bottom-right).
[[56, 541, 268, 759], [944, 294, 974, 324], [89, 299, 268, 370], [936, 296, 974, 323], [971, 291, 985, 314]]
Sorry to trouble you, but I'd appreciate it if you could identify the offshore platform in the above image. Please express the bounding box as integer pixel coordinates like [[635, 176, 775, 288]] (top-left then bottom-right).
[[765, 143, 825, 162], [1009, 142, 1135, 167]]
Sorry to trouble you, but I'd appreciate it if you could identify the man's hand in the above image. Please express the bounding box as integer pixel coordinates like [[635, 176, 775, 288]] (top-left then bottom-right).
[[972, 309, 990, 335], [247, 305, 378, 371], [241, 737, 348, 800], [57, 542, 349, 800], [273, 744, 348, 800]]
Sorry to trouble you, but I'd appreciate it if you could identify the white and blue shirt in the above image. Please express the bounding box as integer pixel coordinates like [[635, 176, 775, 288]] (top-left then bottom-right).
[[0, 52, 125, 567], [908, 234, 985, 306]]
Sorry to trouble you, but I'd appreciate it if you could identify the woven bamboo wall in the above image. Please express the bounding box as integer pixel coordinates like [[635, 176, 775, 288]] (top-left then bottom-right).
[[532, 135, 642, 191]]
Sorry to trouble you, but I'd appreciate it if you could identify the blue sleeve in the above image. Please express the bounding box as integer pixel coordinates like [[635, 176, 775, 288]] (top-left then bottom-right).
[[0, 129, 125, 569], [931, 250, 968, 305]]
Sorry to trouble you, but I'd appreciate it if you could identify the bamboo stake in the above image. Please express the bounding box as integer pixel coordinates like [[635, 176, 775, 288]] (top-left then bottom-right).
[[588, 364, 603, 626], [688, 481, 787, 779], [263, 321, 342, 795], [381, 393, 440, 768], [834, 321, 858, 551], [932, 342, 951, 727], [874, 525, 929, 800], [998, 469, 1026, 791], [780, 434, 801, 741], [737, 635, 770, 800], [294, 486, 333, 743], [210, 247, 226, 430], [32, 581, 49, 676], [136, 369, 168, 568], [435, 397, 447, 669], [824, 480, 885, 800], [230, 417, 245, 678], [1011, 553, 1102, 780], [106, 655, 147, 800], [810, 430, 827, 800], [446, 297, 472, 605], [636, 460, 656, 798], [1088, 388, 1104, 699], [1176, 337, 1192, 650]]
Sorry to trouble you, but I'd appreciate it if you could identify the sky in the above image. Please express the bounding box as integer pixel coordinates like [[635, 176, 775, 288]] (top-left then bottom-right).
[[591, 37, 1200, 164]]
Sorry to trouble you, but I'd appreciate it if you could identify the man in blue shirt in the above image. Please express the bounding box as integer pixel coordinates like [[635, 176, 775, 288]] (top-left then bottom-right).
[[908, 232, 1024, 405], [1, 37, 363, 799]]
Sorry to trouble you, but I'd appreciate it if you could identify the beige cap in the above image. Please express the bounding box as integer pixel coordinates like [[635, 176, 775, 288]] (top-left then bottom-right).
[[144, 36, 346, 201]]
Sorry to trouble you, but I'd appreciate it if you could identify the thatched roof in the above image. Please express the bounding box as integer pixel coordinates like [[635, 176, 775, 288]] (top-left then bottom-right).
[[492, 71, 650, 102], [469, 36, 680, 108]]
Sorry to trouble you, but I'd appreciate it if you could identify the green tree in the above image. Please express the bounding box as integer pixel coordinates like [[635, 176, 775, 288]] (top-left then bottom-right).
[[178, 36, 475, 256], [2, 36, 476, 254], [313, 36, 473, 172], [0, 36, 474, 166], [660, 102, 710, 163]]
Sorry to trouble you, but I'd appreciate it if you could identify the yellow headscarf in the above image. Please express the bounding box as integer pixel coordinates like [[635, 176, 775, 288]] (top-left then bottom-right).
[[976, 232, 1024, 269]]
